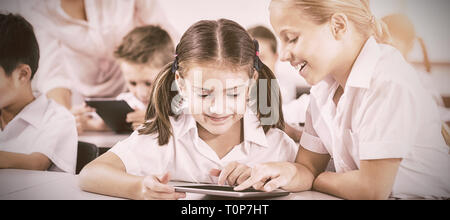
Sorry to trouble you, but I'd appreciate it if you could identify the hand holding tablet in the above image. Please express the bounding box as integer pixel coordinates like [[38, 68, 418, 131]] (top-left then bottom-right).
[[85, 98, 134, 133]]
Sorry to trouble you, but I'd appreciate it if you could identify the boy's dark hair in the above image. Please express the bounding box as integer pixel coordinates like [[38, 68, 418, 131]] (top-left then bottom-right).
[[0, 13, 40, 79], [247, 26, 278, 54], [114, 25, 174, 68]]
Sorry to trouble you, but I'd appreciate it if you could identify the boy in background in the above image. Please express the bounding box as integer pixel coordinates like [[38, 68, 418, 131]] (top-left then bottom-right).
[[74, 25, 174, 132], [0, 13, 77, 173]]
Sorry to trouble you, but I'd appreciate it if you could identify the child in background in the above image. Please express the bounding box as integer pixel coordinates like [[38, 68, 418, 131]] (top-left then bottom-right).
[[0, 13, 77, 174], [74, 25, 175, 132], [79, 19, 298, 200], [248, 25, 308, 142], [382, 14, 450, 123], [234, 0, 449, 199]]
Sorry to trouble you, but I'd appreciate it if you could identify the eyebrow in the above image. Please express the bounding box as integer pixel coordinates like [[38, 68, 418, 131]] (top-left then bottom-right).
[[193, 84, 247, 92]]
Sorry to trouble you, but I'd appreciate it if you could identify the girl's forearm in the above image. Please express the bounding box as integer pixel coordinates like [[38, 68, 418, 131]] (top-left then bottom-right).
[[78, 163, 145, 200], [312, 171, 386, 200], [282, 162, 316, 192], [0, 151, 50, 170]]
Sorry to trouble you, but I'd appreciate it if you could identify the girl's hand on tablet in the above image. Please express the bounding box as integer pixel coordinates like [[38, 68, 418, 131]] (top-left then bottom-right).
[[234, 162, 297, 192], [210, 162, 252, 186], [139, 172, 186, 200]]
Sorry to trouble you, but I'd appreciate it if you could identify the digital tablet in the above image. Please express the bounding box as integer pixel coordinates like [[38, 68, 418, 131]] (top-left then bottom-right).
[[85, 98, 134, 134], [174, 184, 290, 198]]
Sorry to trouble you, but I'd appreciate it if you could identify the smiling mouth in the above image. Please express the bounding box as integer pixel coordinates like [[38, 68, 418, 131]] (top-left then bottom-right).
[[295, 61, 308, 73], [205, 115, 231, 122]]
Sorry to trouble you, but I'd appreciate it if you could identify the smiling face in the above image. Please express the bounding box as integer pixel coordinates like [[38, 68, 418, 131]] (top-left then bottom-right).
[[177, 64, 253, 135], [269, 2, 342, 85]]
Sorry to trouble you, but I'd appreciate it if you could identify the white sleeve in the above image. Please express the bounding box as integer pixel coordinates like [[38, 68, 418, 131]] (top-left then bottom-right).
[[32, 30, 72, 95], [299, 104, 329, 154], [109, 131, 170, 177], [33, 107, 78, 174], [135, 0, 180, 42], [356, 82, 418, 160], [109, 131, 143, 176]]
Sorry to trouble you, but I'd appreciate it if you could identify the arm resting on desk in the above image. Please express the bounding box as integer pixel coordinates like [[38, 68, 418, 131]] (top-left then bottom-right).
[[79, 152, 185, 200], [312, 158, 401, 200], [0, 151, 51, 171], [235, 147, 330, 192], [78, 152, 144, 200]]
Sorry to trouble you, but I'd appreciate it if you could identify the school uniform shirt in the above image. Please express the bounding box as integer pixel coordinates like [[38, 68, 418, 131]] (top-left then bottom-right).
[[16, 0, 177, 100], [0, 95, 78, 174], [300, 37, 450, 199], [116, 92, 147, 110], [110, 110, 299, 184]]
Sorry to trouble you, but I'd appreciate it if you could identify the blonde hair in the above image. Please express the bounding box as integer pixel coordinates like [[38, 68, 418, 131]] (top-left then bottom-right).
[[272, 0, 392, 44]]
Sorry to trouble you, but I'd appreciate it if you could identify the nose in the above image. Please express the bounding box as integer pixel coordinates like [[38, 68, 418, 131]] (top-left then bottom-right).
[[208, 95, 227, 115], [279, 45, 293, 62]]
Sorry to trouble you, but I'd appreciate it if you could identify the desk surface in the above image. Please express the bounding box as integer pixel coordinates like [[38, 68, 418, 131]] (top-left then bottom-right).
[[78, 131, 130, 148], [0, 169, 341, 200]]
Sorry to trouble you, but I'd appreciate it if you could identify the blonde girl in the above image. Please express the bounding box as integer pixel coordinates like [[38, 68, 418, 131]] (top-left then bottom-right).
[[234, 0, 449, 199], [79, 19, 298, 200]]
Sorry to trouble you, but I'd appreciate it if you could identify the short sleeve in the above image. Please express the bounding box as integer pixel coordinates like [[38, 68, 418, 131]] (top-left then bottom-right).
[[135, 0, 180, 42], [109, 130, 171, 177], [33, 106, 78, 174], [109, 131, 144, 176], [356, 82, 418, 160], [300, 104, 329, 154]]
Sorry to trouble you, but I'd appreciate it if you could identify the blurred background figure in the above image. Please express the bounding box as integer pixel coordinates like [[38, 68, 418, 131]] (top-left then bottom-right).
[[382, 13, 450, 145], [247, 25, 308, 142], [1, 0, 177, 114]]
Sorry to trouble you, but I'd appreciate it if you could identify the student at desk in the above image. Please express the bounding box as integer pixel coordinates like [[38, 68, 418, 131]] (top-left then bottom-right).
[[79, 19, 298, 200], [74, 25, 175, 132], [0, 13, 77, 174], [5, 0, 177, 111], [232, 0, 450, 200]]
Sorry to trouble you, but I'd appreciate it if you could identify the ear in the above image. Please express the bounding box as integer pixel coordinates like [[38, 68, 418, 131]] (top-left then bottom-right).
[[13, 64, 32, 84], [252, 70, 259, 81], [330, 13, 348, 40], [174, 71, 186, 94]]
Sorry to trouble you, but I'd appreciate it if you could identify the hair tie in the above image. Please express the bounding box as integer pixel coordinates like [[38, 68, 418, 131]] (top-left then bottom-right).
[[370, 15, 376, 24], [171, 54, 179, 74], [253, 40, 262, 71]]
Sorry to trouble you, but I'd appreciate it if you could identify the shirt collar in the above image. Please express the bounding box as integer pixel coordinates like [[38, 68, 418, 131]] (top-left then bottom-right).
[[171, 109, 269, 148], [243, 110, 269, 148], [15, 95, 48, 128], [345, 37, 382, 89]]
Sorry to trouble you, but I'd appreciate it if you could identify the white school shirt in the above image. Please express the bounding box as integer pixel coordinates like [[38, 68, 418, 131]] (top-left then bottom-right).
[[18, 0, 177, 100], [110, 110, 299, 183], [116, 92, 147, 110], [300, 37, 450, 199], [0, 95, 78, 174]]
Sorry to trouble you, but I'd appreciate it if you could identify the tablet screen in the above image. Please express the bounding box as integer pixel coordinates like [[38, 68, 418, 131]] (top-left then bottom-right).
[[174, 184, 289, 198], [176, 185, 264, 192]]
